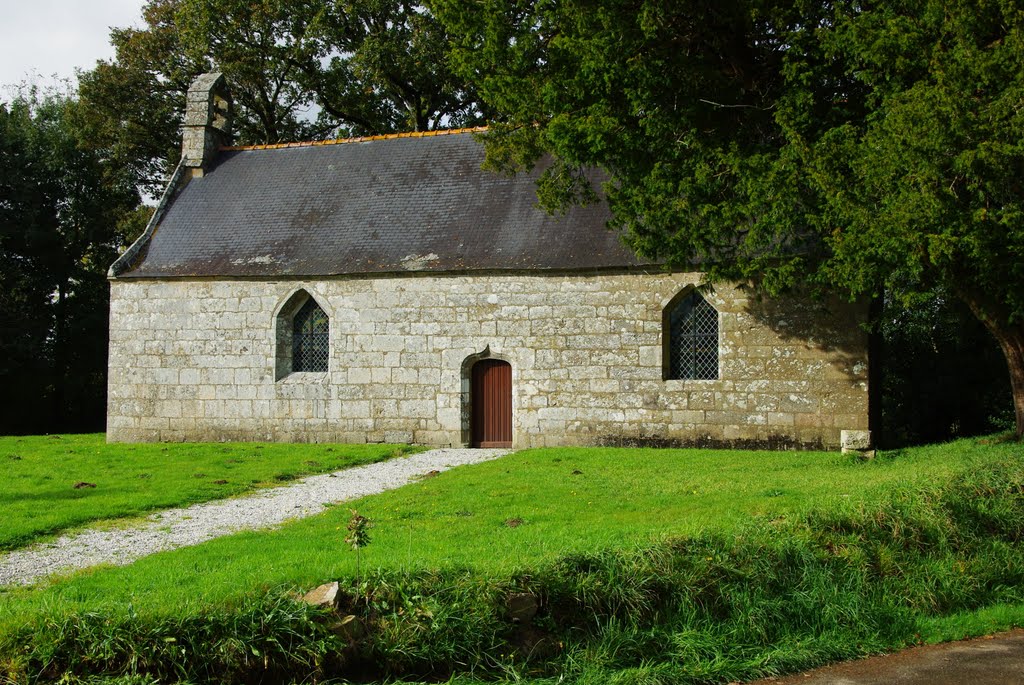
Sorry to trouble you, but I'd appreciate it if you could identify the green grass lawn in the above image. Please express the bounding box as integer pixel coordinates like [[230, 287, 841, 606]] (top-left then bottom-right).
[[0, 436, 1013, 627], [0, 434, 419, 551]]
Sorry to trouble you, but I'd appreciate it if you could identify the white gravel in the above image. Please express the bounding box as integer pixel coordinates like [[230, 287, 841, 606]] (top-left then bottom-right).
[[0, 447, 509, 587]]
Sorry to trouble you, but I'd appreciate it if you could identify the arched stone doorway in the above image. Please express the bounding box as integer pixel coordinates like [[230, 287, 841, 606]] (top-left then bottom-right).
[[471, 359, 512, 448]]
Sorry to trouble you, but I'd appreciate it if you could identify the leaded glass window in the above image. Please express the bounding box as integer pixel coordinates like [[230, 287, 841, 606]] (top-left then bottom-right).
[[668, 291, 718, 380], [292, 298, 329, 372]]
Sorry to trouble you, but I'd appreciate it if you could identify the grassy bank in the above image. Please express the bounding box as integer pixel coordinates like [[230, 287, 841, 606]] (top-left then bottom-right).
[[0, 440, 991, 614], [1, 437, 1022, 683], [0, 434, 419, 551]]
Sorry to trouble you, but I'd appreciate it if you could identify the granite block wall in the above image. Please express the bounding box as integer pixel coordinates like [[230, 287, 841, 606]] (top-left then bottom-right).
[[107, 270, 869, 448]]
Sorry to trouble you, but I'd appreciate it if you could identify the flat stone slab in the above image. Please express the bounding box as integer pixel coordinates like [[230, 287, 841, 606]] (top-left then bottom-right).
[[0, 447, 509, 587]]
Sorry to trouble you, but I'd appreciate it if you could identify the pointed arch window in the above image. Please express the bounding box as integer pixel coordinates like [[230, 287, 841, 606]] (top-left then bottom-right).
[[667, 291, 719, 380], [292, 298, 329, 372]]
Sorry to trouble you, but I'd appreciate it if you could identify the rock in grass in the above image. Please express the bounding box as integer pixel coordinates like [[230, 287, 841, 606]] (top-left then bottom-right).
[[508, 592, 539, 623], [73, 482, 96, 489], [302, 581, 340, 609], [332, 614, 365, 642]]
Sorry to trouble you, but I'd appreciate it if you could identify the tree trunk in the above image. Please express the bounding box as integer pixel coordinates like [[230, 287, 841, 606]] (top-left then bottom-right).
[[992, 328, 1024, 440], [961, 293, 1024, 439]]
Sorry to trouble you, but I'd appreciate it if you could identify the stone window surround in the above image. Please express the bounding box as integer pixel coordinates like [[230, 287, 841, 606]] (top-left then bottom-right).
[[274, 288, 331, 380], [661, 285, 722, 383]]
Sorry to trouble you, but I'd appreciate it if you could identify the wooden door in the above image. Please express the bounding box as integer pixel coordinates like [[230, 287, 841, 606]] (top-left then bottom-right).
[[471, 359, 512, 448]]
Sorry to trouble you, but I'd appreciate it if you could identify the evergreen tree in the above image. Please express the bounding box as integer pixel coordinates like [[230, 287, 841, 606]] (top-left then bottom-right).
[[434, 0, 1024, 437]]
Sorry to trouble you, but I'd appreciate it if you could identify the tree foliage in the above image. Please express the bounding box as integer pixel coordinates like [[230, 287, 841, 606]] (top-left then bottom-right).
[[276, 0, 489, 133], [79, 0, 486, 193], [434, 0, 1024, 436], [0, 90, 141, 433]]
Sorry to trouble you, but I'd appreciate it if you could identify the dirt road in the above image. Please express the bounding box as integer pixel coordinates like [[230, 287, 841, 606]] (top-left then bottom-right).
[[746, 629, 1024, 685]]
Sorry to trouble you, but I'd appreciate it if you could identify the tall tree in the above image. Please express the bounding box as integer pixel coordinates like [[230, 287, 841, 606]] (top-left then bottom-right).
[[78, 0, 316, 195], [286, 0, 488, 133], [0, 91, 140, 433], [433, 0, 1024, 437], [78, 0, 486, 193]]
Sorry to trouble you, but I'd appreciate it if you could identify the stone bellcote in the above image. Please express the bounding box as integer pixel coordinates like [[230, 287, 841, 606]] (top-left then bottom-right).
[[181, 72, 233, 175]]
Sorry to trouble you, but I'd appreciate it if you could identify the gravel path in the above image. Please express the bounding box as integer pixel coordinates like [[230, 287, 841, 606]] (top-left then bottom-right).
[[0, 447, 509, 587]]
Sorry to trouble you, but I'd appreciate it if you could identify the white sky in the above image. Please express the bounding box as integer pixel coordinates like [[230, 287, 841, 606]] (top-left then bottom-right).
[[0, 0, 146, 92]]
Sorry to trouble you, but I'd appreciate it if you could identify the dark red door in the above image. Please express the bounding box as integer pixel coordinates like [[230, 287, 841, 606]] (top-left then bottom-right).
[[471, 359, 512, 448]]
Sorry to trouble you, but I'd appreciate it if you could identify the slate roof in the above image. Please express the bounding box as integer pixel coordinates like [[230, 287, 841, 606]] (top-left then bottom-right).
[[117, 129, 650, 278]]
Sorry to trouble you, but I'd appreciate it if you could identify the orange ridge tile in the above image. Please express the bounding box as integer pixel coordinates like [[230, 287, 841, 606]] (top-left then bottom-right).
[[220, 126, 489, 152]]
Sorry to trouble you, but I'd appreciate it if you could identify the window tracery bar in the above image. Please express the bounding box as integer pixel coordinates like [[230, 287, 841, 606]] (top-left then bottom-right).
[[292, 298, 329, 372], [669, 292, 718, 380]]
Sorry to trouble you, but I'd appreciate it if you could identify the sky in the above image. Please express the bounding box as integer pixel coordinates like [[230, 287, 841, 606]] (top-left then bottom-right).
[[0, 0, 146, 92]]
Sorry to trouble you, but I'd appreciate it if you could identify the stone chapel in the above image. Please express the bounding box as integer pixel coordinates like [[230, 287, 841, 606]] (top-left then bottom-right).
[[106, 73, 871, 449]]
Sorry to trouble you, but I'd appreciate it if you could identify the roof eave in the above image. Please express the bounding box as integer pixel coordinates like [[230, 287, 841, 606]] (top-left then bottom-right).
[[108, 160, 191, 280]]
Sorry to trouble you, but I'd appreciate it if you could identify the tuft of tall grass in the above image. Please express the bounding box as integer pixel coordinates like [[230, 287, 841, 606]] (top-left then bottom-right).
[[1, 592, 341, 684]]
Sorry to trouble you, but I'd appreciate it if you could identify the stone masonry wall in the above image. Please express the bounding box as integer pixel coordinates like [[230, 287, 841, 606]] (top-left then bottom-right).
[[107, 270, 869, 448]]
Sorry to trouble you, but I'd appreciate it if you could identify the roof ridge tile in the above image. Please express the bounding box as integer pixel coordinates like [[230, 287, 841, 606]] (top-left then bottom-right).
[[220, 126, 488, 152]]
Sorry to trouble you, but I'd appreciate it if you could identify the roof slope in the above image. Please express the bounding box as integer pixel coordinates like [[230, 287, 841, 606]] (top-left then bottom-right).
[[118, 131, 648, 278]]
